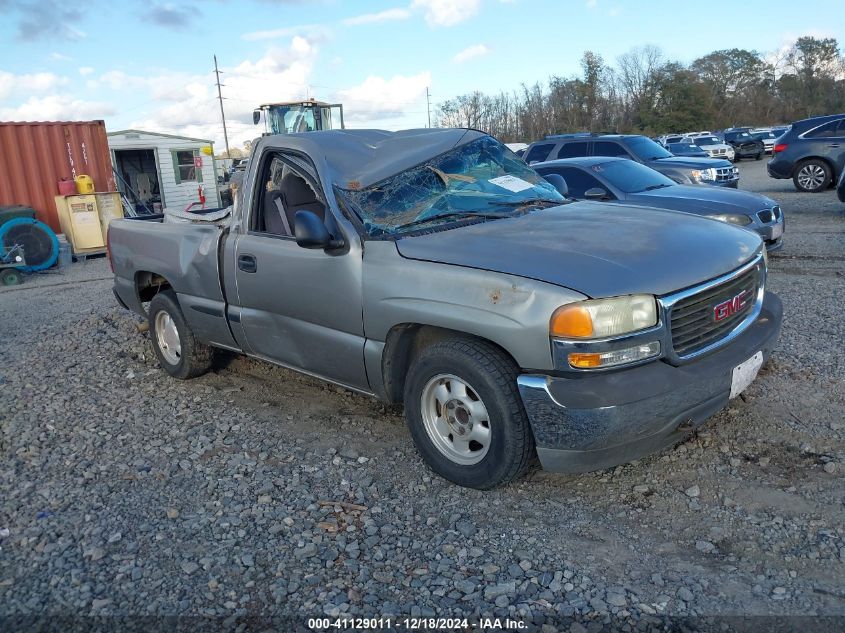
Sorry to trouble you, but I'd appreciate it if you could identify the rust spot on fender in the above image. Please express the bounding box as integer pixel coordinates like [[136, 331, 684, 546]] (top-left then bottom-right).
[[490, 289, 501, 304]]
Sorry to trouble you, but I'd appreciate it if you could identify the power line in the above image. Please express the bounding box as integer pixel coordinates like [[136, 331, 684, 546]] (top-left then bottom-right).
[[426, 87, 432, 128], [213, 54, 230, 157]]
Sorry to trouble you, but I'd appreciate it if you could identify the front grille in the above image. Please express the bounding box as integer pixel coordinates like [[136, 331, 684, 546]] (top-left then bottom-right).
[[670, 265, 760, 357], [715, 166, 739, 181], [773, 205, 782, 220], [757, 209, 773, 223]]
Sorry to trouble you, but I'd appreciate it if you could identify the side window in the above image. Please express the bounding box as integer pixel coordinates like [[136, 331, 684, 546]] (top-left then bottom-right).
[[593, 141, 630, 158], [804, 121, 840, 138], [253, 154, 326, 237], [556, 142, 589, 159], [524, 143, 554, 164], [833, 119, 845, 138], [549, 167, 605, 199]]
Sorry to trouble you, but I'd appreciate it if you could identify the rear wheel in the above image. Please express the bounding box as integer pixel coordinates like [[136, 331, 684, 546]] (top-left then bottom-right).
[[404, 338, 534, 489], [794, 160, 832, 192], [148, 290, 213, 379]]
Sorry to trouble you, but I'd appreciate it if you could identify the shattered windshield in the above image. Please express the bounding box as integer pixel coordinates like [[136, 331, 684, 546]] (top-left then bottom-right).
[[340, 136, 565, 236]]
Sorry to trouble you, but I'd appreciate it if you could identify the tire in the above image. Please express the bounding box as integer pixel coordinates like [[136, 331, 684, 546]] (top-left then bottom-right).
[[403, 337, 534, 489], [148, 290, 213, 379], [793, 159, 832, 192], [755, 152, 763, 161], [0, 268, 22, 286]]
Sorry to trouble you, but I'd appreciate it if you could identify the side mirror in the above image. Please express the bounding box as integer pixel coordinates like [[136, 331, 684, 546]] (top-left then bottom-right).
[[294, 211, 344, 250], [542, 173, 568, 197], [253, 109, 261, 125], [584, 187, 608, 201]]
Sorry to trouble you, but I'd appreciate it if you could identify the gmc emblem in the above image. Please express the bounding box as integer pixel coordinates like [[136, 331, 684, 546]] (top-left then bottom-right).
[[713, 290, 748, 322]]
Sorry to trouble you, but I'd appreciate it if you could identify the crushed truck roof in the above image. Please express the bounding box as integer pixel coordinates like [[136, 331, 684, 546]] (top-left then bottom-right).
[[259, 128, 487, 190]]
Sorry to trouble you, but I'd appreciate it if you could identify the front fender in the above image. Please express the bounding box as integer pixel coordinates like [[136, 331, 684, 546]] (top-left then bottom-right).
[[362, 241, 586, 372]]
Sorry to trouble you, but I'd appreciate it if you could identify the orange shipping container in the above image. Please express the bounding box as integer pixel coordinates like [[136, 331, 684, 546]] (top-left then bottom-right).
[[0, 121, 117, 233]]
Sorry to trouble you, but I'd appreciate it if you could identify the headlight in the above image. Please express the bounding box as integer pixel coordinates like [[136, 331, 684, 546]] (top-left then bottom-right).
[[550, 295, 657, 339], [709, 213, 752, 226], [691, 168, 716, 182]]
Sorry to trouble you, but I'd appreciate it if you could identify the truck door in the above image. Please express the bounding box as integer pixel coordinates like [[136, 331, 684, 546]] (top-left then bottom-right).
[[230, 151, 369, 391]]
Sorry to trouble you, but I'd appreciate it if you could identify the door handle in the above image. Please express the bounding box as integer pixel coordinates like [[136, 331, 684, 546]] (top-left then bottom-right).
[[238, 254, 257, 273]]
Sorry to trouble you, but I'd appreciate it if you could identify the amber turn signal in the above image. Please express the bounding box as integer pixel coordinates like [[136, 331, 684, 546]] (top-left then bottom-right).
[[568, 353, 603, 368], [550, 305, 593, 338]]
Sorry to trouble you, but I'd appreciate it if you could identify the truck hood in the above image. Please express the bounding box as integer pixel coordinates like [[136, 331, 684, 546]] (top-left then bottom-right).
[[651, 156, 733, 169], [626, 185, 778, 216], [395, 202, 761, 298]]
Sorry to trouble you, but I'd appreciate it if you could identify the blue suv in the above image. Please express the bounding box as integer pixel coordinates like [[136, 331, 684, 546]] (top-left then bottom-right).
[[767, 114, 845, 192]]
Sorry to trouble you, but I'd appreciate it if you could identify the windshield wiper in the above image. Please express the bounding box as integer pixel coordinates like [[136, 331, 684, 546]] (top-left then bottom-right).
[[395, 211, 512, 231], [488, 197, 564, 208], [643, 184, 671, 191]]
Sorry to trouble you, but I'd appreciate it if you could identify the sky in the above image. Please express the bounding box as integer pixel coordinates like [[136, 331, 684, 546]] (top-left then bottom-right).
[[1, 0, 844, 151]]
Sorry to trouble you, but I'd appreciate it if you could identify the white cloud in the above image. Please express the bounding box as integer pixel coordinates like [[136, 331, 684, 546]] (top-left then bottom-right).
[[343, 7, 412, 26], [412, 0, 481, 27], [241, 23, 329, 42], [586, 0, 597, 8], [50, 52, 72, 61], [335, 72, 431, 124], [78, 66, 94, 76], [453, 44, 490, 63], [0, 70, 68, 101], [0, 94, 115, 121], [126, 37, 321, 148]]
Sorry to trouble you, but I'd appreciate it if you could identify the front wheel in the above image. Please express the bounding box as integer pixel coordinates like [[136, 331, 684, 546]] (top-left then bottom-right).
[[755, 152, 763, 161], [404, 338, 534, 489], [148, 290, 213, 379], [793, 160, 832, 192]]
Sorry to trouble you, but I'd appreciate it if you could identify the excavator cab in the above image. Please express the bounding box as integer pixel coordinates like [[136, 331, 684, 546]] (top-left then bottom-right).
[[253, 100, 345, 135]]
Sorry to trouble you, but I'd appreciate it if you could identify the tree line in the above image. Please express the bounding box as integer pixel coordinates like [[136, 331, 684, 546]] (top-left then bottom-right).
[[435, 37, 845, 142]]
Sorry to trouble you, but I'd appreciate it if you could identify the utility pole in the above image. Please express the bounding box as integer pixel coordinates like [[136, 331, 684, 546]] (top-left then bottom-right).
[[426, 87, 432, 128], [213, 54, 231, 157]]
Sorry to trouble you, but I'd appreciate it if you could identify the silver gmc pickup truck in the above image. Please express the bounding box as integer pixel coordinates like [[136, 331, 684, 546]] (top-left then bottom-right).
[[109, 129, 783, 489]]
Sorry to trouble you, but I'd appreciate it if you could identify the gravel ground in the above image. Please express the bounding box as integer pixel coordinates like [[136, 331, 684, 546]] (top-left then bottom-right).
[[1, 161, 844, 631]]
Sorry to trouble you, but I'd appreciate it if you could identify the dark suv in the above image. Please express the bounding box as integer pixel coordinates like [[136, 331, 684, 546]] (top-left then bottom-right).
[[720, 129, 765, 161], [523, 134, 739, 187], [767, 114, 845, 192]]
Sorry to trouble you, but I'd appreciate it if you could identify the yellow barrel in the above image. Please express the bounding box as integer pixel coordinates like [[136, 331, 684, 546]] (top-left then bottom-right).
[[75, 174, 95, 194]]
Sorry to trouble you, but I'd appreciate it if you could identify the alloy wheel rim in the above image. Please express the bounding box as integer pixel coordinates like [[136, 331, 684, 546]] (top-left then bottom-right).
[[798, 165, 825, 190], [155, 310, 182, 365], [420, 373, 491, 465]]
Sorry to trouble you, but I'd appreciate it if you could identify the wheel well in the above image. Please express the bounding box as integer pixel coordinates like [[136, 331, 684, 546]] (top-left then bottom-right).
[[381, 324, 519, 404], [135, 271, 173, 303]]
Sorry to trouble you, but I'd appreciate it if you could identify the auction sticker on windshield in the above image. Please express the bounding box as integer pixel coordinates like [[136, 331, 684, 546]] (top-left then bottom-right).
[[489, 175, 534, 192], [730, 351, 763, 399]]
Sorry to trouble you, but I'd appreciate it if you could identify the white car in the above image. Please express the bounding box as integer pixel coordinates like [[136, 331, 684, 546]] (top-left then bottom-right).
[[750, 129, 778, 153], [686, 134, 736, 161]]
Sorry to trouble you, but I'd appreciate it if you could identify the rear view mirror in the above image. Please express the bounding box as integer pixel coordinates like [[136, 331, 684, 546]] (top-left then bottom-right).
[[294, 211, 344, 250], [584, 187, 608, 201], [253, 109, 261, 125]]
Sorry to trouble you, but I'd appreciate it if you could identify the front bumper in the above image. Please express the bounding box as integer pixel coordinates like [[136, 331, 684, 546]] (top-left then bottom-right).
[[709, 179, 739, 188], [517, 292, 782, 473]]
